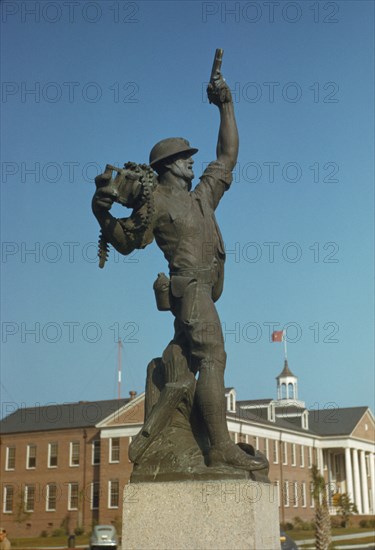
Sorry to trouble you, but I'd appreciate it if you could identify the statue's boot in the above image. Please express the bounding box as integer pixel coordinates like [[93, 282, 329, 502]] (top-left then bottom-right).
[[196, 355, 269, 472], [208, 441, 269, 471]]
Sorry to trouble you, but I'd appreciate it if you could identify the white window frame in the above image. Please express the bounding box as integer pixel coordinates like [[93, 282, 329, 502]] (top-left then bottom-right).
[[310, 482, 315, 508], [5, 447, 16, 471], [91, 482, 100, 510], [291, 444, 296, 466], [301, 482, 307, 507], [68, 482, 79, 511], [300, 445, 305, 467], [109, 437, 120, 463], [92, 440, 101, 465], [283, 441, 288, 465], [69, 441, 80, 467], [308, 446, 313, 468], [108, 480, 119, 509], [263, 438, 269, 459], [3, 485, 14, 513], [24, 484, 35, 512], [272, 440, 278, 464], [48, 442, 58, 468], [26, 444, 37, 469], [293, 481, 298, 507], [283, 480, 289, 507], [46, 483, 57, 511], [275, 480, 280, 507]]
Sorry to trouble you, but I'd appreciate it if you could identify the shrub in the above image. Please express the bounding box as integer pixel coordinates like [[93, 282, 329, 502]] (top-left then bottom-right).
[[280, 522, 294, 531], [330, 517, 342, 528], [74, 526, 84, 536], [52, 528, 66, 537], [40, 530, 48, 538], [359, 519, 369, 528]]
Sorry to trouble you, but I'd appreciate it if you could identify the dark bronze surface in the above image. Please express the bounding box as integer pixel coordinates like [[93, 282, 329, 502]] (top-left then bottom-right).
[[92, 50, 269, 481]]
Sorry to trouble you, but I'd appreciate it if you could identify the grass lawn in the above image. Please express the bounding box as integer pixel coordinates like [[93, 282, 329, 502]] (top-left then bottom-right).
[[11, 534, 89, 548], [290, 527, 375, 549], [290, 527, 375, 540]]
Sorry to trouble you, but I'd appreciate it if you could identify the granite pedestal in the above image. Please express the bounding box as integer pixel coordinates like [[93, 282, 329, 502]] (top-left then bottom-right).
[[122, 480, 280, 549]]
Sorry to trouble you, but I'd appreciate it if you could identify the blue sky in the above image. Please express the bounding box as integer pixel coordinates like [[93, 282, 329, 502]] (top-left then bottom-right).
[[1, 0, 374, 416]]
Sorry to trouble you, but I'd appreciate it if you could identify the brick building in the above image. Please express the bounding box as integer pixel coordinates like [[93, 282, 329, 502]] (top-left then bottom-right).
[[0, 362, 374, 537]]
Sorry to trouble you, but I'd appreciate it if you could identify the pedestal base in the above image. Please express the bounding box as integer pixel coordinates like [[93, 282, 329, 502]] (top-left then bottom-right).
[[122, 480, 280, 549]]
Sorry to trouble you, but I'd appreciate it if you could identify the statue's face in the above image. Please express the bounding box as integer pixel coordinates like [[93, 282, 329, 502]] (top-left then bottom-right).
[[167, 154, 194, 190]]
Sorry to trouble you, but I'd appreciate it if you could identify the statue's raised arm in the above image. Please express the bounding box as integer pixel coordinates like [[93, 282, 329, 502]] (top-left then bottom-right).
[[207, 50, 239, 171]]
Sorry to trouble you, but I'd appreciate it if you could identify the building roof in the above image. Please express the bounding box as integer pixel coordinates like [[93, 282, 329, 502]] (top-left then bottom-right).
[[276, 359, 296, 379], [308, 406, 369, 436], [237, 398, 273, 407], [0, 398, 131, 434]]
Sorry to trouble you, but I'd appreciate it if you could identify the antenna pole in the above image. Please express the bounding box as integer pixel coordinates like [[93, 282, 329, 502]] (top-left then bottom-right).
[[117, 340, 122, 399]]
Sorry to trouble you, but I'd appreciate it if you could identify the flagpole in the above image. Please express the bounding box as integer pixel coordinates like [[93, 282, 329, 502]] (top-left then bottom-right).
[[283, 330, 287, 360]]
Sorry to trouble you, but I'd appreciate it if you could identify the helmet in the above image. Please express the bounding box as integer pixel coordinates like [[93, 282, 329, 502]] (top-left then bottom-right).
[[149, 137, 198, 168]]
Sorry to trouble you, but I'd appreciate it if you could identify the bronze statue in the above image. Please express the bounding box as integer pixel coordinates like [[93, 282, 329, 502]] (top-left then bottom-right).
[[92, 50, 269, 481]]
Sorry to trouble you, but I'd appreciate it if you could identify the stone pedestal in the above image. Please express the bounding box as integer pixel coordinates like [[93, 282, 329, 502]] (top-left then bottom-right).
[[122, 480, 280, 549]]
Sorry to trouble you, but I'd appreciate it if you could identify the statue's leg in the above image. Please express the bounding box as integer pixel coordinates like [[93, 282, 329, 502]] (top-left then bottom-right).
[[178, 282, 269, 472]]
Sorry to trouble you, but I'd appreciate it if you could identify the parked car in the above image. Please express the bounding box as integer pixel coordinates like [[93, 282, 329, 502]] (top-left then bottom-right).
[[89, 525, 118, 550], [280, 529, 298, 550]]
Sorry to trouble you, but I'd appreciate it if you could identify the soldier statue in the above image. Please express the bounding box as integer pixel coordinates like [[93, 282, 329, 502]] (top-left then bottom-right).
[[92, 51, 269, 480]]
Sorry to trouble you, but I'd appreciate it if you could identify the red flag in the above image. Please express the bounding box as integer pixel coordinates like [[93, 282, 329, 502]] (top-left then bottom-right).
[[272, 330, 284, 342]]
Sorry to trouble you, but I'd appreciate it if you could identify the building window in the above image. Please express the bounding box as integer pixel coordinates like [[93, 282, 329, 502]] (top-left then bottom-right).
[[302, 411, 309, 430], [26, 445, 36, 469], [291, 444, 296, 466], [5, 447, 15, 470], [301, 482, 306, 507], [293, 482, 298, 507], [272, 440, 278, 464], [92, 440, 101, 465], [48, 442, 58, 468], [91, 482, 100, 510], [262, 438, 269, 459], [283, 481, 289, 507], [281, 383, 286, 399], [275, 481, 280, 507], [24, 485, 35, 512], [110, 438, 120, 463], [300, 445, 305, 467], [3, 486, 14, 513], [46, 483, 57, 511], [68, 483, 79, 511], [229, 392, 235, 412], [310, 482, 315, 508], [308, 447, 313, 468], [109, 480, 119, 509], [70, 441, 80, 466], [282, 442, 288, 465]]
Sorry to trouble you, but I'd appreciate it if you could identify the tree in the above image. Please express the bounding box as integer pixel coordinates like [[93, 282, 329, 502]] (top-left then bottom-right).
[[333, 493, 358, 528], [311, 464, 331, 550], [14, 489, 31, 543]]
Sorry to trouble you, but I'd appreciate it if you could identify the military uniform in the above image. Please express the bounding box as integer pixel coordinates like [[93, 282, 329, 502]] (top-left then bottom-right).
[[152, 160, 232, 376]]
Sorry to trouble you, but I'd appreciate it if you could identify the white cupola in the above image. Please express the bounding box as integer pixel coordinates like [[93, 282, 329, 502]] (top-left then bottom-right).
[[276, 359, 298, 400]]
